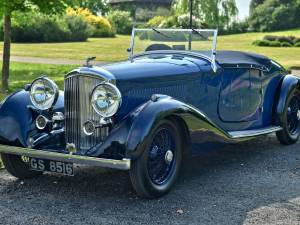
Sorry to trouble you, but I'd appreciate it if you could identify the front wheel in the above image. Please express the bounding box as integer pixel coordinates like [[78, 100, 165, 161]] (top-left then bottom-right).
[[276, 89, 300, 145], [130, 120, 183, 198], [1, 154, 42, 179]]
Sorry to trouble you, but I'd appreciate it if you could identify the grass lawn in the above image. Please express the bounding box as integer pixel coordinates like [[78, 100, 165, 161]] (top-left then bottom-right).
[[0, 62, 75, 100], [1, 29, 300, 68]]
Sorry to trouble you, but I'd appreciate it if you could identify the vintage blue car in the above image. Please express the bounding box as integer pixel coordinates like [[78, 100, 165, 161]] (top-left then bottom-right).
[[0, 28, 299, 198]]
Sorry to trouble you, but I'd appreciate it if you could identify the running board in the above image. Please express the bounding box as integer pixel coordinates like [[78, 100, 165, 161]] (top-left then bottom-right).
[[228, 126, 282, 139]]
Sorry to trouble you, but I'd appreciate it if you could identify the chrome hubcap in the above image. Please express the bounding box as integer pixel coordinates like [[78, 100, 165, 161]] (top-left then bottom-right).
[[165, 150, 173, 164]]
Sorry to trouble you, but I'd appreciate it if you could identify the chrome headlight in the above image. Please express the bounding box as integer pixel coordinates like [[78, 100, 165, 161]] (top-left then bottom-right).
[[30, 77, 59, 110], [91, 83, 122, 118]]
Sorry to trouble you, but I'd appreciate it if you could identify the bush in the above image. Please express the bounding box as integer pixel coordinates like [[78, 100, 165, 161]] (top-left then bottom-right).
[[146, 16, 166, 28], [293, 38, 300, 44], [280, 42, 293, 47], [67, 7, 115, 37], [0, 11, 92, 43], [263, 35, 295, 44], [90, 16, 115, 37], [65, 15, 93, 41], [295, 42, 300, 47], [252, 40, 270, 46], [263, 35, 278, 41], [276, 36, 294, 44], [268, 41, 282, 47], [107, 10, 133, 35]]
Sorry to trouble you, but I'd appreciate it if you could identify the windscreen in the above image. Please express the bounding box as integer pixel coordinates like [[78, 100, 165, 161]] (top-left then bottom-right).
[[130, 28, 217, 59]]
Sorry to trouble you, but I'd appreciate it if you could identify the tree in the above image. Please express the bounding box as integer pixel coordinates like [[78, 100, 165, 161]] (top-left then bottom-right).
[[249, 0, 265, 15], [0, 0, 72, 92], [248, 0, 300, 31], [173, 0, 238, 28], [74, 0, 109, 15]]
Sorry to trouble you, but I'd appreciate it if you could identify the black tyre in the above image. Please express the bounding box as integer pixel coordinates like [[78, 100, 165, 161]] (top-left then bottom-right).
[[1, 154, 42, 179], [130, 119, 183, 198], [276, 89, 300, 145]]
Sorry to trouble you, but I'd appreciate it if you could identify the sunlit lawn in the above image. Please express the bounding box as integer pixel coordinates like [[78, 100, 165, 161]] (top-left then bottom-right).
[[1, 29, 300, 68], [0, 62, 75, 100]]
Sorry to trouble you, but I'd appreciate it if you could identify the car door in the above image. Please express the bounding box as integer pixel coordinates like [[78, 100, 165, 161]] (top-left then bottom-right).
[[218, 68, 262, 122]]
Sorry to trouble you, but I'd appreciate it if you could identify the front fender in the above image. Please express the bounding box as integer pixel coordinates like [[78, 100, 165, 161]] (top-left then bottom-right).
[[89, 95, 231, 159], [125, 95, 231, 158], [276, 74, 300, 125], [0, 90, 64, 147]]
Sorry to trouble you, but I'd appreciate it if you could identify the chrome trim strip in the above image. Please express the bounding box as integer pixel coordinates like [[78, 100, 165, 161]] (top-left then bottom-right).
[[0, 144, 131, 170], [228, 126, 282, 139]]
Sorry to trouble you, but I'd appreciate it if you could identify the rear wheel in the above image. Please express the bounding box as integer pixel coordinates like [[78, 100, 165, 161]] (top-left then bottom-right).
[[1, 154, 42, 179], [130, 120, 182, 198], [276, 89, 300, 145]]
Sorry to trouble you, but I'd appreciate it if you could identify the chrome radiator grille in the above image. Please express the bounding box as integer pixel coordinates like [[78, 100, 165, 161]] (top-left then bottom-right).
[[65, 74, 109, 152]]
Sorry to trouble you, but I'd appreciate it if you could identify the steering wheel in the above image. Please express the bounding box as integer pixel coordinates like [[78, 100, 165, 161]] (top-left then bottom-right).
[[145, 44, 172, 52]]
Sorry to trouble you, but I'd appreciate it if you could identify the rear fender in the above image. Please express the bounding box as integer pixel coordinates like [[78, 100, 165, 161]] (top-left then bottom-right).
[[275, 75, 300, 125]]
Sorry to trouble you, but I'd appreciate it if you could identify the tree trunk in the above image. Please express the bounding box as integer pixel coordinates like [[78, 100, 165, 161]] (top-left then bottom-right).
[[1, 13, 11, 92]]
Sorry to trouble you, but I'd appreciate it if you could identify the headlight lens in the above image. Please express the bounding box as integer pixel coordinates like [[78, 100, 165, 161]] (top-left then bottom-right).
[[91, 83, 122, 118], [30, 77, 59, 110]]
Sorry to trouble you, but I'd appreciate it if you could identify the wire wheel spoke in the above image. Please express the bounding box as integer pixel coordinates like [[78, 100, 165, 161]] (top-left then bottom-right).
[[287, 95, 300, 135], [147, 127, 176, 185]]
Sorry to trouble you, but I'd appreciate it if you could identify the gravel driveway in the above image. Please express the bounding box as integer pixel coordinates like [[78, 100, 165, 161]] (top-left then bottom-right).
[[0, 134, 300, 225]]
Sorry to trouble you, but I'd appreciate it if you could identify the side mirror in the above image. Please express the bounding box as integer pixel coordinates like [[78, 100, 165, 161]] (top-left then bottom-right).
[[127, 48, 131, 53]]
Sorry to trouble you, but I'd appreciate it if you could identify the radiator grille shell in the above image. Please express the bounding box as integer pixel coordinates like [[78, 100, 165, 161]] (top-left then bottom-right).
[[64, 74, 109, 153]]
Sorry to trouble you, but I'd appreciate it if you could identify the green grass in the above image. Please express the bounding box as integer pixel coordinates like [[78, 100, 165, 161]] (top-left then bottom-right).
[[1, 29, 300, 68], [0, 62, 76, 100]]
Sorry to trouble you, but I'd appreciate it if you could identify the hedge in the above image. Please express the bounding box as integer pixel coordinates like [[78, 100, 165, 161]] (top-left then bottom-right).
[[0, 12, 93, 43], [253, 35, 300, 47]]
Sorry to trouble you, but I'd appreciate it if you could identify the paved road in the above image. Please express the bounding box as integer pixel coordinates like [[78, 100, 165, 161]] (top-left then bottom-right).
[[0, 134, 300, 225]]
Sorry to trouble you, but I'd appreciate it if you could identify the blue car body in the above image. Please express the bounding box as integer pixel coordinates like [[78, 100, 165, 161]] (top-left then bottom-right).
[[0, 49, 297, 160]]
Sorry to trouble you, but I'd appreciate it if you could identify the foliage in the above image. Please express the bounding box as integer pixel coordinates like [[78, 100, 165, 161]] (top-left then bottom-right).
[[65, 15, 93, 41], [249, 0, 300, 31], [0, 62, 74, 96], [295, 42, 300, 47], [146, 16, 166, 28], [0, 0, 73, 15], [264, 35, 296, 44], [219, 20, 249, 35], [172, 0, 238, 29], [0, 0, 76, 91], [293, 38, 300, 44], [253, 35, 300, 47], [280, 42, 292, 47], [249, 0, 265, 14], [146, 14, 206, 29], [1, 28, 300, 68], [177, 14, 203, 28], [268, 41, 281, 47], [67, 7, 115, 37], [73, 0, 109, 15], [252, 40, 271, 46], [107, 10, 133, 35], [0, 11, 92, 42]]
